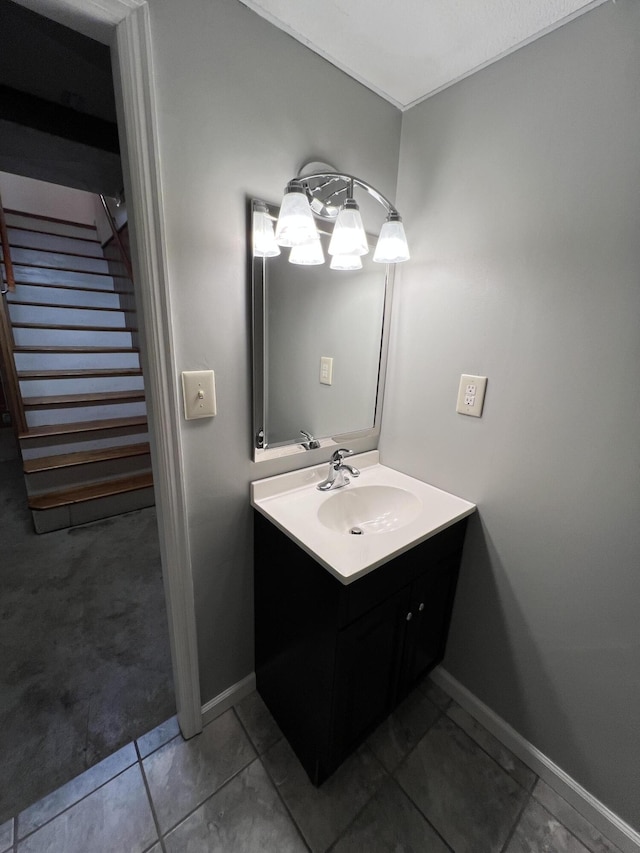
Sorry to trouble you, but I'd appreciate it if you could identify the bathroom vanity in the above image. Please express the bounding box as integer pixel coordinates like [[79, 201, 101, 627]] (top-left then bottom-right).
[[252, 452, 475, 785]]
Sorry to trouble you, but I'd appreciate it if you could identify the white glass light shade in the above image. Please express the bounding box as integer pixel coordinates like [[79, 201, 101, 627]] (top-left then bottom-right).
[[289, 238, 325, 265], [275, 189, 318, 247], [373, 218, 410, 263], [253, 209, 280, 257], [328, 204, 369, 257], [330, 253, 363, 271]]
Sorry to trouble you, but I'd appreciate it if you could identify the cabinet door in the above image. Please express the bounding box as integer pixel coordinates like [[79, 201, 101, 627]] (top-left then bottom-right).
[[399, 557, 459, 698], [331, 587, 410, 765]]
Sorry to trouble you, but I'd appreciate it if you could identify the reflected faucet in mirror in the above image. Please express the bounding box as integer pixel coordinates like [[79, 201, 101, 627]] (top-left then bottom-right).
[[300, 430, 321, 450]]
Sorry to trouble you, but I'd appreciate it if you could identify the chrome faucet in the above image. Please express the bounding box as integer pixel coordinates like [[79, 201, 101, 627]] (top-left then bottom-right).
[[300, 429, 320, 450], [317, 448, 361, 491]]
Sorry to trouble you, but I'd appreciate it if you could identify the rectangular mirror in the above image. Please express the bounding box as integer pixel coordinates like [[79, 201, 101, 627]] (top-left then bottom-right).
[[251, 199, 394, 462]]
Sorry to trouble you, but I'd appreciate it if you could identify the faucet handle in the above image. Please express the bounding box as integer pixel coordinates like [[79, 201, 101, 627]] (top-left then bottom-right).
[[331, 448, 353, 464]]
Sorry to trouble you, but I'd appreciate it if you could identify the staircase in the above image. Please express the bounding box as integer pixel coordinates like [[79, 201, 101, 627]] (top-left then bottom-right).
[[1, 206, 154, 533]]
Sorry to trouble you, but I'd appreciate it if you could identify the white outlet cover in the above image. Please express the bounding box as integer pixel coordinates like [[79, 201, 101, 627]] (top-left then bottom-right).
[[320, 356, 333, 386], [456, 374, 487, 417], [182, 370, 216, 419]]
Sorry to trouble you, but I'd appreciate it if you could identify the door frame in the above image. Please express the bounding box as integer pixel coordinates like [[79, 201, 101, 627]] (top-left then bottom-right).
[[25, 0, 203, 738]]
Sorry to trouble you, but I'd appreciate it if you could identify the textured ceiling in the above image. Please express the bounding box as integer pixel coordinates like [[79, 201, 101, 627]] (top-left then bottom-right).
[[238, 0, 608, 109]]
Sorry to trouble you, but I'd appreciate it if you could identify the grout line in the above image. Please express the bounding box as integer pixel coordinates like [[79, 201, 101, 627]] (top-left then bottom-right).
[[14, 754, 139, 843], [527, 789, 623, 853], [232, 708, 311, 853], [151, 734, 258, 841], [390, 708, 457, 853], [443, 699, 538, 796], [498, 792, 531, 853], [324, 748, 392, 853], [135, 742, 167, 853]]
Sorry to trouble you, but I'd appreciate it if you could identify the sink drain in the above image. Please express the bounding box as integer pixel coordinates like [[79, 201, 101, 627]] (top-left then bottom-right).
[[349, 526, 364, 535]]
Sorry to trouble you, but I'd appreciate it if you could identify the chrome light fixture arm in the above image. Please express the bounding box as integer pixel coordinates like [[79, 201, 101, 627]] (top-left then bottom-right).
[[296, 171, 399, 219]]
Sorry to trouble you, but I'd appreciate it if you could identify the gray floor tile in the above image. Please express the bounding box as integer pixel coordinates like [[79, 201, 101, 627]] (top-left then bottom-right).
[[332, 777, 451, 853], [418, 677, 452, 711], [532, 781, 624, 853], [143, 708, 255, 834], [235, 691, 283, 755], [137, 715, 181, 759], [263, 737, 386, 853], [396, 715, 527, 853], [0, 819, 13, 853], [16, 764, 157, 853], [367, 686, 440, 773], [164, 759, 307, 853], [446, 702, 537, 791], [18, 742, 137, 838], [505, 796, 592, 853]]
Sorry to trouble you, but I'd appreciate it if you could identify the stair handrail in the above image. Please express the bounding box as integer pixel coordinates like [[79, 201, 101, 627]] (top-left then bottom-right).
[[99, 194, 134, 281], [0, 190, 16, 294], [0, 192, 27, 434]]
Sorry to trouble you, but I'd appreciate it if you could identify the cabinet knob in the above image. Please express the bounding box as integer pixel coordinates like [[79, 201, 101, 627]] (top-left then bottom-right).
[[418, 602, 425, 612], [406, 611, 413, 621]]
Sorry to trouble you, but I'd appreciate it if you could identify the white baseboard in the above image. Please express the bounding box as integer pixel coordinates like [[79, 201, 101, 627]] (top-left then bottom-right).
[[431, 667, 640, 853], [201, 673, 256, 727]]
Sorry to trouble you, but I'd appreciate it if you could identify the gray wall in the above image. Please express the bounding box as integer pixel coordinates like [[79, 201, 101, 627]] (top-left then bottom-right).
[[145, 0, 401, 702], [381, 0, 640, 830]]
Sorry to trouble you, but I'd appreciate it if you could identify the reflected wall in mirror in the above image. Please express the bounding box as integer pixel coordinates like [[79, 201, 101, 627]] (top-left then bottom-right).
[[251, 199, 393, 461]]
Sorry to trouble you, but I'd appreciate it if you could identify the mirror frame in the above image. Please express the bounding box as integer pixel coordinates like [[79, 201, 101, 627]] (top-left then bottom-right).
[[250, 198, 395, 462]]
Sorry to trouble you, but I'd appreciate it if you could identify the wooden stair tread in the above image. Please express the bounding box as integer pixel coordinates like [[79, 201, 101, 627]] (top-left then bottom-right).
[[7, 224, 100, 244], [8, 300, 134, 313], [23, 390, 145, 408], [24, 442, 151, 473], [4, 208, 96, 230], [28, 472, 154, 510], [18, 368, 143, 379], [8, 280, 131, 295], [12, 322, 137, 332], [14, 345, 139, 353], [10, 243, 123, 262], [19, 415, 148, 439], [13, 261, 128, 278]]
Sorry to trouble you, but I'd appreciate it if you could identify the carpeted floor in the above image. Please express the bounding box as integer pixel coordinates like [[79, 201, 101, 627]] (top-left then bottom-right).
[[0, 445, 175, 823]]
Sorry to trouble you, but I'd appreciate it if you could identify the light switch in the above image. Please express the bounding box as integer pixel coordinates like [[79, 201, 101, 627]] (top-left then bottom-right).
[[456, 374, 487, 417], [182, 370, 216, 419], [320, 356, 333, 386]]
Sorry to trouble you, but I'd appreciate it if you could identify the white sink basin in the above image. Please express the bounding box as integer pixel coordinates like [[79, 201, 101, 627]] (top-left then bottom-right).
[[317, 485, 422, 535], [251, 451, 476, 584]]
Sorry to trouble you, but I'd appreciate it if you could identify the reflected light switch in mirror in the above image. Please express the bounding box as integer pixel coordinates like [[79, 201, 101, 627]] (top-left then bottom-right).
[[182, 370, 216, 419], [320, 356, 333, 386]]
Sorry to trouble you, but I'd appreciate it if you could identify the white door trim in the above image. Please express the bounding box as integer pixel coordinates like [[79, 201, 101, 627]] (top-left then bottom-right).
[[113, 4, 202, 738]]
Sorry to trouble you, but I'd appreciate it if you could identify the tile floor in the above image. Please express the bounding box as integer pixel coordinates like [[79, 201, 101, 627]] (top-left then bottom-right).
[[0, 677, 625, 853]]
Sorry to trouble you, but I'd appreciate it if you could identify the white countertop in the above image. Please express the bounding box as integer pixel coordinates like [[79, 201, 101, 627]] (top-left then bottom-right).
[[251, 451, 476, 584]]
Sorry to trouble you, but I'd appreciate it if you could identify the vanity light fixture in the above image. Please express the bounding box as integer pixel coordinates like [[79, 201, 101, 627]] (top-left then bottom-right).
[[289, 237, 325, 265], [373, 211, 410, 264], [330, 253, 363, 271], [327, 198, 369, 257], [273, 164, 410, 266], [274, 180, 318, 247], [253, 201, 280, 258]]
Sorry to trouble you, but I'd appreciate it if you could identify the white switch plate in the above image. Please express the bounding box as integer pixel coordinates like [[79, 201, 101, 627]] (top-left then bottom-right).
[[182, 370, 216, 419], [456, 374, 487, 417], [320, 356, 333, 386]]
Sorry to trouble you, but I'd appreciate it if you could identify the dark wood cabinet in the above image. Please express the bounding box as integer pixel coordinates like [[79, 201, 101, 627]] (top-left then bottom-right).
[[254, 510, 468, 785]]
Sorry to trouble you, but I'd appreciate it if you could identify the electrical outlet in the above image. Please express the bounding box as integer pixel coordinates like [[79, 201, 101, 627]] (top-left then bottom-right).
[[456, 374, 487, 417], [320, 356, 333, 386]]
